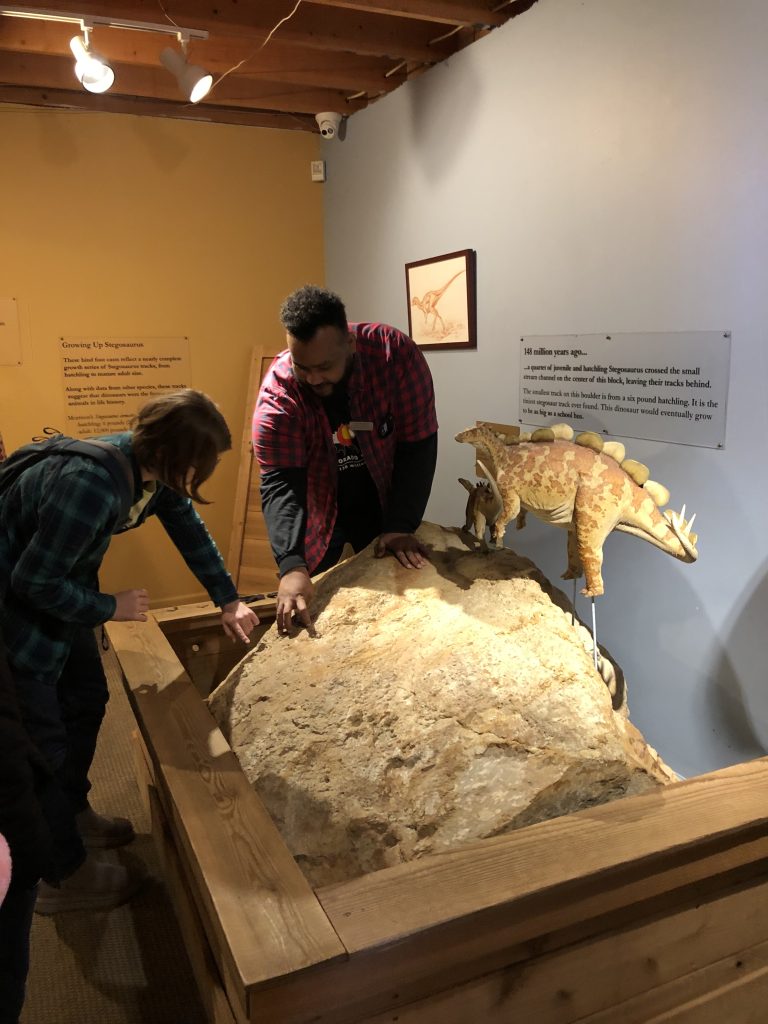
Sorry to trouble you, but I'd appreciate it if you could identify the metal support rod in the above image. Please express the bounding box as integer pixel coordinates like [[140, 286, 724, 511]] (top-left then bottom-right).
[[591, 597, 599, 671]]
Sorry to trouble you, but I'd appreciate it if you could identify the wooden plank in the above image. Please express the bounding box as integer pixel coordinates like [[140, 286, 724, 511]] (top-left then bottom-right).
[[581, 937, 768, 1023], [318, 759, 768, 953], [245, 839, 768, 1023], [227, 346, 265, 587], [304, 0, 508, 27], [228, 351, 283, 594], [131, 728, 154, 819], [152, 599, 277, 630], [107, 618, 347, 1009], [357, 873, 768, 1023], [165, 622, 273, 697], [153, 601, 277, 691], [237, 564, 281, 599], [643, 970, 768, 1024], [149, 786, 241, 1024], [242, 521, 272, 544], [110, 610, 768, 1024], [239, 544, 280, 593], [37, 0, 459, 63], [0, 85, 314, 131], [0, 20, 406, 92], [0, 52, 369, 114]]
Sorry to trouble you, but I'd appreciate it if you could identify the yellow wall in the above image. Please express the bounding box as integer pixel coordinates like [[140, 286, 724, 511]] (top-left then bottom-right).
[[0, 106, 324, 606]]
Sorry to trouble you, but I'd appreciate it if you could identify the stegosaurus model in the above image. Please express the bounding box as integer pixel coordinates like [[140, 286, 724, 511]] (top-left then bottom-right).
[[455, 423, 698, 597]]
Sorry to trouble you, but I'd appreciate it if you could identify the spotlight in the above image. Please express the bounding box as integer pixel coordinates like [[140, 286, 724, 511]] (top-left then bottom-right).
[[2, 9, 210, 102], [160, 46, 213, 104], [69, 34, 114, 94]]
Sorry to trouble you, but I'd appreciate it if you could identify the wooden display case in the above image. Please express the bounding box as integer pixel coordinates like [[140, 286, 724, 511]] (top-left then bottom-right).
[[107, 353, 768, 1022]]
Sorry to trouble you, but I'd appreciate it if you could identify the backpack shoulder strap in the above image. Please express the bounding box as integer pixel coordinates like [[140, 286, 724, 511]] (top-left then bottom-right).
[[55, 438, 135, 525], [0, 435, 135, 526], [0, 437, 64, 496]]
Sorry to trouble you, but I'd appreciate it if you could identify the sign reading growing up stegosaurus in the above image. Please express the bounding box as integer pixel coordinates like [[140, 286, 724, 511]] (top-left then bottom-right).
[[518, 331, 730, 449], [60, 336, 191, 437]]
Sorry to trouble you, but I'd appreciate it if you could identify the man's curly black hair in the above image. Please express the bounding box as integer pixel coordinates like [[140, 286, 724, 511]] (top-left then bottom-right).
[[279, 285, 348, 342]]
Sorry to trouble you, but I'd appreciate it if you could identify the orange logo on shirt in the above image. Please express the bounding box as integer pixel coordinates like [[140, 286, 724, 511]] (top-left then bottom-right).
[[333, 424, 354, 446]]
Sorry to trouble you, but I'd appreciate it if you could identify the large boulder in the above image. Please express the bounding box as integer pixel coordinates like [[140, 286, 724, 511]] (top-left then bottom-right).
[[208, 523, 675, 887]]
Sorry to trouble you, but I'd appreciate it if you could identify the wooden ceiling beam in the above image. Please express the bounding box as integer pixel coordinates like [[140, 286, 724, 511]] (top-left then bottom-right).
[[303, 0, 507, 28], [0, 84, 315, 130], [0, 20, 406, 93], [29, 1, 459, 63], [0, 1, 537, 128], [0, 52, 369, 114]]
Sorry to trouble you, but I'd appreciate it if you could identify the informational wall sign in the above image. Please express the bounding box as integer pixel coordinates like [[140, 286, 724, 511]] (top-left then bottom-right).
[[0, 297, 21, 365], [519, 332, 730, 449], [60, 336, 191, 436]]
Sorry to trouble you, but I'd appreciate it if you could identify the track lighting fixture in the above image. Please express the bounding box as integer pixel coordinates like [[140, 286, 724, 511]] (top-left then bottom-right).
[[0, 6, 210, 100], [69, 32, 114, 95], [160, 41, 213, 104]]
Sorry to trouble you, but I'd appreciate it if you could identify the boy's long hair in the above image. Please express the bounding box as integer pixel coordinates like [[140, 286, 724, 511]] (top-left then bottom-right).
[[131, 389, 231, 503]]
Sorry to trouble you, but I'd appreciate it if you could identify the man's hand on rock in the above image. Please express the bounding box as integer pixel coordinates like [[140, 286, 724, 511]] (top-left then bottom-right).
[[374, 532, 429, 569], [277, 567, 314, 633]]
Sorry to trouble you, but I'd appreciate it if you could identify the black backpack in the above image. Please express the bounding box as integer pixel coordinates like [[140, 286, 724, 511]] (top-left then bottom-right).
[[0, 434, 135, 527]]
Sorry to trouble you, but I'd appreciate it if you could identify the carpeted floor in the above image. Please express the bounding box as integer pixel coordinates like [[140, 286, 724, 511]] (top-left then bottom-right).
[[20, 644, 207, 1024]]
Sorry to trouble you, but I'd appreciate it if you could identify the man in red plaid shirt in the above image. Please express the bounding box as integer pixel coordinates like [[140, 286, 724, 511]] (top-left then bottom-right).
[[253, 285, 438, 633]]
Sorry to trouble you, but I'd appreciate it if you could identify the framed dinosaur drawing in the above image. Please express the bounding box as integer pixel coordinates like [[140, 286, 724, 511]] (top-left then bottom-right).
[[405, 248, 476, 350]]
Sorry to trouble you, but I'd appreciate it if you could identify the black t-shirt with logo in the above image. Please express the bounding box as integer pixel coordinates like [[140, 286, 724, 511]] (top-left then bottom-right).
[[321, 389, 382, 552]]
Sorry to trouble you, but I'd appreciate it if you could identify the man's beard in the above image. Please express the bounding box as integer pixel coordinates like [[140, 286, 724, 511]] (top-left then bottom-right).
[[298, 352, 355, 397]]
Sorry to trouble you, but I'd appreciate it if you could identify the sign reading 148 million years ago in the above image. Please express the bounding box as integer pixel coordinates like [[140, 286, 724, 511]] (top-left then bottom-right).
[[518, 331, 731, 449]]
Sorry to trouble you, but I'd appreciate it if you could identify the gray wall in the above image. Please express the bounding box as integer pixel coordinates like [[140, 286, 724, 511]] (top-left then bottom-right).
[[321, 0, 768, 778]]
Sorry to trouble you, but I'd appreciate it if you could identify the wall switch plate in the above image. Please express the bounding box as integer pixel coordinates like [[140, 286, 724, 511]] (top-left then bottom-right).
[[311, 160, 326, 182]]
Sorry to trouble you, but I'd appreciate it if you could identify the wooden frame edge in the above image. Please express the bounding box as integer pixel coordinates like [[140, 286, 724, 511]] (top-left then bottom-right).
[[227, 346, 266, 587], [107, 616, 346, 1009]]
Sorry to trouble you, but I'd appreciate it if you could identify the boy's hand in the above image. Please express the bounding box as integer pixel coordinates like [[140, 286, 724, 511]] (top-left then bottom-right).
[[111, 589, 150, 621], [221, 600, 260, 644]]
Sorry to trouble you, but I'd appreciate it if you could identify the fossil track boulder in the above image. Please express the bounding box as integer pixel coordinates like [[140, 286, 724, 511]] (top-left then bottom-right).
[[208, 522, 675, 887]]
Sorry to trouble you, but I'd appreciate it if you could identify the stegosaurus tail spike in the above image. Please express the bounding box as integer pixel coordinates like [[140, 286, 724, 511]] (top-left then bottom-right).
[[643, 479, 670, 508]]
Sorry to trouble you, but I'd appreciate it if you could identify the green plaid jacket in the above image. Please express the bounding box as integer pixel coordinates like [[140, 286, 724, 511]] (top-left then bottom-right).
[[0, 431, 237, 681]]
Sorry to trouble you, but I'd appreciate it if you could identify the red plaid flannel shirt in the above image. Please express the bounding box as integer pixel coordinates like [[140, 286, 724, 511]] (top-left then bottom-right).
[[253, 322, 438, 573]]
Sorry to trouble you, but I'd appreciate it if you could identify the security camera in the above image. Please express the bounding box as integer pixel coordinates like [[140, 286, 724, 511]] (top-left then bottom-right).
[[315, 112, 343, 139]]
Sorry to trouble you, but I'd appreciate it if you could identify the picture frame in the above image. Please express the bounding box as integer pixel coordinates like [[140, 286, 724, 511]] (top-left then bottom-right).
[[405, 248, 477, 350]]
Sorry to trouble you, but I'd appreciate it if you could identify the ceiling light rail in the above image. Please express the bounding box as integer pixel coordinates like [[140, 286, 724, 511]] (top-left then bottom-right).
[[0, 5, 212, 101], [0, 6, 208, 39]]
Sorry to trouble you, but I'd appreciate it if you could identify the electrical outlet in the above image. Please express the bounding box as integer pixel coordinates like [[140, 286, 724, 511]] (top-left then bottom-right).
[[310, 160, 326, 183]]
